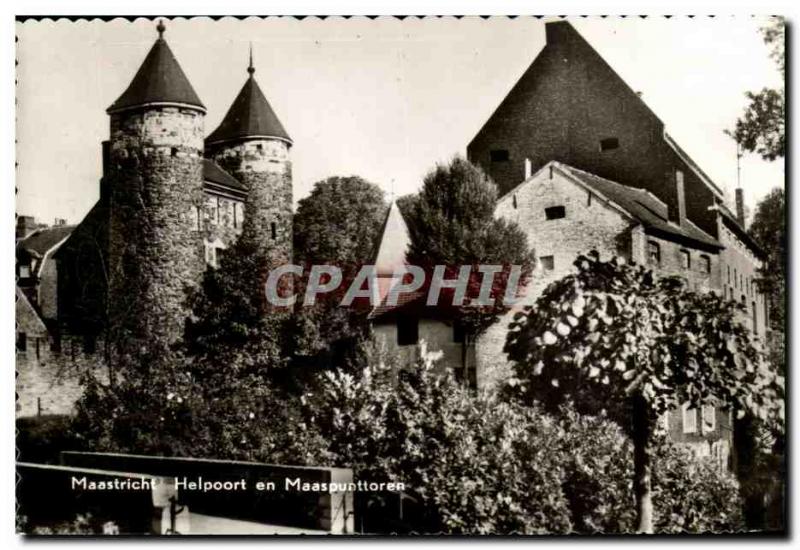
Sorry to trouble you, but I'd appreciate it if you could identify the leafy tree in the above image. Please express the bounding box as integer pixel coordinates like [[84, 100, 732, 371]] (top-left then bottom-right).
[[292, 176, 388, 360], [728, 19, 784, 160], [504, 252, 784, 533], [294, 175, 387, 265], [748, 188, 785, 335], [291, 341, 744, 534], [404, 156, 535, 385]]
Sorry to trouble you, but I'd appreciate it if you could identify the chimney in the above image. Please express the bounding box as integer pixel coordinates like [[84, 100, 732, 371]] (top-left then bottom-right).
[[674, 170, 686, 227], [735, 188, 745, 226], [545, 20, 576, 46], [16, 216, 37, 240]]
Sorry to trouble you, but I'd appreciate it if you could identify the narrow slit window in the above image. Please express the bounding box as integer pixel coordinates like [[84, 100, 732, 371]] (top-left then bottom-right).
[[647, 241, 661, 267], [680, 249, 690, 270], [682, 403, 697, 434], [271, 222, 277, 240], [397, 317, 419, 346]]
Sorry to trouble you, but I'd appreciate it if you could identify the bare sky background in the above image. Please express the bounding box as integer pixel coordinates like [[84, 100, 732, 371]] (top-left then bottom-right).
[[15, 16, 784, 226]]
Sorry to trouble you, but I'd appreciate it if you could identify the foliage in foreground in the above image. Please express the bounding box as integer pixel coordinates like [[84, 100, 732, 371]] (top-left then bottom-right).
[[294, 343, 744, 534]]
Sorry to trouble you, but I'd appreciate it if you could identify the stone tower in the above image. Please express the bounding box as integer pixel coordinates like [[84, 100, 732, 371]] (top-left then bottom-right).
[[106, 21, 206, 351], [205, 48, 293, 272]]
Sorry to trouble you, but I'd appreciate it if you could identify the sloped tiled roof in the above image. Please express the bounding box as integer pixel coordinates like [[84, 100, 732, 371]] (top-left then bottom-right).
[[558, 163, 723, 250], [17, 225, 75, 257], [202, 159, 244, 191], [206, 67, 291, 145], [107, 25, 205, 114]]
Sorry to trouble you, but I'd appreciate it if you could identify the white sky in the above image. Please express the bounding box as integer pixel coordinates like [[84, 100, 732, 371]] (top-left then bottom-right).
[[15, 16, 784, 226]]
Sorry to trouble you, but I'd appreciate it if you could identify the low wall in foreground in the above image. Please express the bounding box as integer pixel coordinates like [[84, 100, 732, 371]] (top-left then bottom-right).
[[60, 451, 355, 534]]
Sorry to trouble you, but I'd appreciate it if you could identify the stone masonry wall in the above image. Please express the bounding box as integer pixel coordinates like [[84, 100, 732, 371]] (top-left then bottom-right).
[[209, 139, 293, 267], [477, 165, 635, 389], [107, 107, 205, 350]]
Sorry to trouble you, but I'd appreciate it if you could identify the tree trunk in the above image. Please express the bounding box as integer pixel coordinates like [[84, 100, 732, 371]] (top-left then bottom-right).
[[632, 393, 654, 533], [461, 333, 469, 387]]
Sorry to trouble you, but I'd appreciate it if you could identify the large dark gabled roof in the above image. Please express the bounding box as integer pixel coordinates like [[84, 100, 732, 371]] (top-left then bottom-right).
[[107, 26, 205, 114], [559, 164, 723, 251], [206, 68, 291, 146]]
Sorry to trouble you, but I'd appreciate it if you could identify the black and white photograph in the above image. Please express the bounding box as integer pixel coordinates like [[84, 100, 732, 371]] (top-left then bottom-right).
[[13, 12, 786, 536]]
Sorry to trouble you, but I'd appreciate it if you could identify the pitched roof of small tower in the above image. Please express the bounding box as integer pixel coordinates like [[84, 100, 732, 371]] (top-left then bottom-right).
[[206, 47, 291, 146], [107, 20, 205, 114]]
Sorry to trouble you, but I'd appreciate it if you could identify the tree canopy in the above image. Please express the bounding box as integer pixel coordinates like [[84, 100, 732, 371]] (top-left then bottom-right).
[[728, 19, 784, 161], [748, 187, 785, 333], [294, 175, 388, 265], [504, 251, 784, 531]]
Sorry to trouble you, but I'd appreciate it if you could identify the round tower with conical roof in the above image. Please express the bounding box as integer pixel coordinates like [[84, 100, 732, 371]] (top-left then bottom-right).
[[106, 21, 206, 349], [205, 48, 293, 271]]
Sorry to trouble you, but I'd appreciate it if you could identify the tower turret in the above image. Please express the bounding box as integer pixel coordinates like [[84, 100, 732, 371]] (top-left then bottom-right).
[[205, 48, 293, 272], [106, 21, 206, 350]]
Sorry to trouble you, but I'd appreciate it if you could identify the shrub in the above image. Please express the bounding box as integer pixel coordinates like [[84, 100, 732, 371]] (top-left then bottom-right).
[[16, 415, 82, 464]]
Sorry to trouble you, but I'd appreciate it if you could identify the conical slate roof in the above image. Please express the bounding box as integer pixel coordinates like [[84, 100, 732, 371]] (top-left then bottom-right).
[[206, 59, 291, 145], [107, 22, 205, 114]]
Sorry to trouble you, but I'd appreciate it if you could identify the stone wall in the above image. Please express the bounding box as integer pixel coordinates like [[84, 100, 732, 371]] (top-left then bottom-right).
[[373, 318, 476, 384], [107, 106, 205, 349], [16, 334, 109, 418], [208, 139, 293, 267], [478, 164, 635, 390]]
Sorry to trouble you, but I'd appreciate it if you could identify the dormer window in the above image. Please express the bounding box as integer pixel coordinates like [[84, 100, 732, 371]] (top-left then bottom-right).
[[600, 137, 619, 151], [545, 206, 566, 220], [490, 149, 509, 162]]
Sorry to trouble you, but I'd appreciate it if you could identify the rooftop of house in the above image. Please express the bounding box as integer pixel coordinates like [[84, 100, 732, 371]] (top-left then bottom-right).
[[557, 163, 724, 251], [202, 159, 246, 191], [16, 224, 76, 259]]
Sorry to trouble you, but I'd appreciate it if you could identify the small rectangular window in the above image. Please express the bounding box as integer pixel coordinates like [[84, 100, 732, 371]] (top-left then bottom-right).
[[18, 264, 31, 278], [701, 405, 716, 433], [599, 137, 619, 151], [397, 317, 419, 346], [647, 241, 661, 267], [545, 206, 566, 220], [700, 255, 711, 274], [490, 149, 509, 162], [16, 332, 27, 352], [680, 249, 691, 270], [540, 255, 555, 272], [682, 403, 697, 434], [453, 320, 465, 344]]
